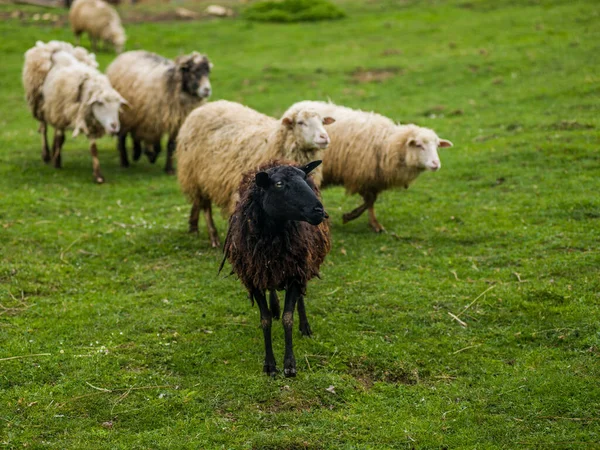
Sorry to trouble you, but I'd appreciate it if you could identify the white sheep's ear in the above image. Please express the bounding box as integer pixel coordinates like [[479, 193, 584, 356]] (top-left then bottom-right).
[[255, 172, 270, 189], [87, 94, 101, 106], [282, 117, 294, 129], [408, 138, 422, 147], [439, 139, 453, 148], [322, 117, 335, 125], [301, 160, 322, 175]]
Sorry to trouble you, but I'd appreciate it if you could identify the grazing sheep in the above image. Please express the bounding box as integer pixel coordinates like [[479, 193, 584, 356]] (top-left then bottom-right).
[[30, 49, 126, 183], [288, 101, 453, 232], [69, 0, 126, 54], [220, 160, 331, 377], [106, 50, 213, 173], [22, 40, 98, 163], [176, 100, 335, 248]]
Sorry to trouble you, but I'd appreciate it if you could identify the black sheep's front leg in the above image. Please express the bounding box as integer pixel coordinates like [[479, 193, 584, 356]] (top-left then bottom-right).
[[282, 282, 302, 377], [253, 289, 277, 376]]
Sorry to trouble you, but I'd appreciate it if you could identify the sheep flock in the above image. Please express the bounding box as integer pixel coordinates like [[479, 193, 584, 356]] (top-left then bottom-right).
[[20, 0, 454, 376]]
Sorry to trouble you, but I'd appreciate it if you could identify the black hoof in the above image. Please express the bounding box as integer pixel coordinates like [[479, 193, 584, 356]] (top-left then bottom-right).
[[300, 323, 312, 337], [165, 168, 175, 175], [284, 367, 297, 378], [145, 152, 158, 164], [263, 363, 278, 377], [42, 152, 51, 163]]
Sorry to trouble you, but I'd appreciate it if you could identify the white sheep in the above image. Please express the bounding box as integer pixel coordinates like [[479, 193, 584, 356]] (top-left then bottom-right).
[[176, 100, 335, 247], [106, 50, 213, 173], [31, 49, 126, 183], [69, 0, 126, 54], [22, 40, 98, 162], [288, 101, 453, 232]]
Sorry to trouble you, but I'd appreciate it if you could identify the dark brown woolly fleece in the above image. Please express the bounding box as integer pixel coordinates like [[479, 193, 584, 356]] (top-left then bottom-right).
[[221, 160, 331, 296]]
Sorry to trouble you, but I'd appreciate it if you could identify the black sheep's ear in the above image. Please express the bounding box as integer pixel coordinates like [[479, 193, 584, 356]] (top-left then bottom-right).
[[255, 172, 271, 189], [301, 160, 322, 175]]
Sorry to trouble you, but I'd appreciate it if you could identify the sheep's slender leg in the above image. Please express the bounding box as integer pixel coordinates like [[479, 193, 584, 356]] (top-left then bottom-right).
[[202, 198, 220, 248], [342, 201, 368, 224], [189, 197, 201, 234], [269, 290, 281, 320], [132, 136, 142, 162], [368, 205, 385, 233], [52, 129, 64, 169], [144, 141, 161, 164], [253, 289, 277, 376], [282, 282, 301, 377], [297, 296, 312, 337], [74, 32, 81, 46], [165, 134, 176, 175], [91, 36, 98, 53], [343, 191, 384, 232], [89, 140, 104, 184], [117, 131, 129, 167], [40, 122, 50, 163]]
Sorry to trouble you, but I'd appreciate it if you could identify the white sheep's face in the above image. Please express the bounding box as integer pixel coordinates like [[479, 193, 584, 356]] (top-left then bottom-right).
[[91, 98, 123, 135], [405, 129, 453, 171], [282, 111, 335, 150]]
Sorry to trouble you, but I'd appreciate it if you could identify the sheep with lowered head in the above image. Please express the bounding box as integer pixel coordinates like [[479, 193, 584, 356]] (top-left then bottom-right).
[[219, 160, 331, 376], [69, 0, 126, 54], [287, 100, 453, 232], [22, 40, 98, 163], [32, 49, 126, 183], [106, 50, 213, 173], [176, 100, 335, 248]]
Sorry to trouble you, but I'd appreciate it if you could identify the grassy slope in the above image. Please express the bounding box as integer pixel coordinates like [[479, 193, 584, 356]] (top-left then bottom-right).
[[1, 0, 599, 447]]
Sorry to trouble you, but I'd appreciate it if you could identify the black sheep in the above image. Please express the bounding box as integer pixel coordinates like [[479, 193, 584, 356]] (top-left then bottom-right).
[[220, 160, 331, 377]]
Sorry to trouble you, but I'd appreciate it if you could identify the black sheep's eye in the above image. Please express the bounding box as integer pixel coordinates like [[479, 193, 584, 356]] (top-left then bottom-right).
[[275, 181, 284, 189]]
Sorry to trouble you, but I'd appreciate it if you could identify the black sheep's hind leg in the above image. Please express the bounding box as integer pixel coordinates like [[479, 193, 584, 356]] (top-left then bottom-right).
[[297, 296, 312, 337], [269, 290, 281, 320], [253, 290, 277, 376], [282, 282, 301, 377]]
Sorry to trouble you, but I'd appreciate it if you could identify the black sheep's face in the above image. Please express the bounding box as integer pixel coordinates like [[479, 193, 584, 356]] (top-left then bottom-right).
[[179, 54, 213, 99], [255, 162, 327, 226]]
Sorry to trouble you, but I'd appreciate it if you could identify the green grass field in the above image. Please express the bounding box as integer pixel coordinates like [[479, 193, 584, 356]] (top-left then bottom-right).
[[1, 0, 599, 447]]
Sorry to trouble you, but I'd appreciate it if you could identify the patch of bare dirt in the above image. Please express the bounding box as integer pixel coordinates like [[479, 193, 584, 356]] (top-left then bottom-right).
[[351, 66, 403, 84], [346, 355, 420, 389]]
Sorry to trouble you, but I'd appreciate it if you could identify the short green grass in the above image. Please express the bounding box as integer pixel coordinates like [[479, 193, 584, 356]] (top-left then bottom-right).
[[1, 0, 599, 447]]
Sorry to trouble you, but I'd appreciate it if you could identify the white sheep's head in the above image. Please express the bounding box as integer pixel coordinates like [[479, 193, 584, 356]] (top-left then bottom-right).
[[281, 109, 335, 150], [89, 90, 128, 136], [401, 125, 453, 171]]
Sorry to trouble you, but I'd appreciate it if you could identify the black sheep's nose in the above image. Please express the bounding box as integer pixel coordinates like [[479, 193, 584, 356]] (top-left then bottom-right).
[[314, 205, 325, 216]]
